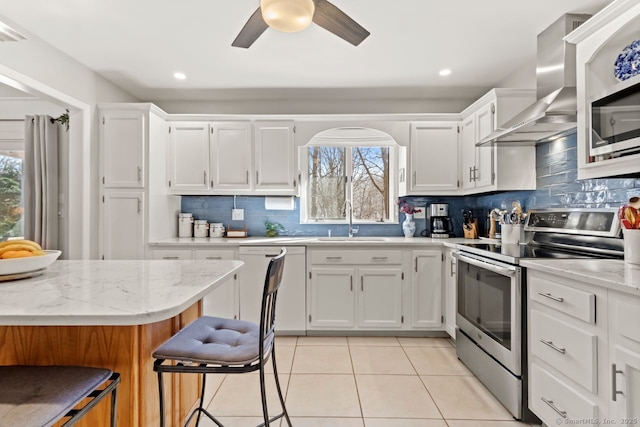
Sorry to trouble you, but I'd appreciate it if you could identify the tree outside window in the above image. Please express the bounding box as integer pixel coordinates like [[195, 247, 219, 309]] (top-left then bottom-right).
[[0, 151, 24, 238], [306, 145, 391, 222]]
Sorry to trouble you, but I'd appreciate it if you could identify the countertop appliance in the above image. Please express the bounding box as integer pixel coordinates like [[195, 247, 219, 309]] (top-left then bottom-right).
[[455, 208, 623, 422], [429, 203, 453, 239]]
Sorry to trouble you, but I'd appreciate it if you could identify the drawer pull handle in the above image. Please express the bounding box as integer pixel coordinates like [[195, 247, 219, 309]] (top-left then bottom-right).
[[538, 292, 564, 303], [326, 256, 342, 260], [371, 257, 388, 260], [612, 363, 624, 402], [540, 339, 566, 354], [162, 256, 180, 260], [541, 397, 566, 418], [206, 256, 222, 260]]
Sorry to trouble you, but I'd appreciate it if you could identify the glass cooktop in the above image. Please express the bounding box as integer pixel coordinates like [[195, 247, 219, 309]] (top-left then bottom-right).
[[457, 242, 599, 265]]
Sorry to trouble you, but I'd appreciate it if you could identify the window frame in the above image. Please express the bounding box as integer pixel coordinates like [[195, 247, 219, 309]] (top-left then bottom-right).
[[0, 139, 26, 239], [299, 143, 399, 225]]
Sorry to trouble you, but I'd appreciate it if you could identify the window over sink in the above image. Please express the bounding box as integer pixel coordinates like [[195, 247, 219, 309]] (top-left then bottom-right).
[[300, 127, 399, 224]]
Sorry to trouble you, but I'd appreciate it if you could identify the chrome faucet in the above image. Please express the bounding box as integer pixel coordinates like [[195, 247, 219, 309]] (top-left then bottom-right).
[[346, 200, 358, 237]]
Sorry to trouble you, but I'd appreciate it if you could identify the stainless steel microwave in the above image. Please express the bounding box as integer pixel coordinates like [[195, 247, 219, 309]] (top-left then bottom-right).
[[590, 79, 640, 157]]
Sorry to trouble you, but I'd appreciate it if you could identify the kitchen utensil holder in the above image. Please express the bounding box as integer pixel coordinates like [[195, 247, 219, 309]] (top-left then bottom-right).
[[501, 224, 523, 244]]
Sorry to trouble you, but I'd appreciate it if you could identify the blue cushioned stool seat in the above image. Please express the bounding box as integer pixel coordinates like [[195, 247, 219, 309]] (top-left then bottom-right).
[[153, 316, 273, 365], [0, 365, 120, 427]]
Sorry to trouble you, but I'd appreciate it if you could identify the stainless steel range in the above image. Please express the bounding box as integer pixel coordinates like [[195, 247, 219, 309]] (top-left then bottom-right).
[[455, 208, 624, 422]]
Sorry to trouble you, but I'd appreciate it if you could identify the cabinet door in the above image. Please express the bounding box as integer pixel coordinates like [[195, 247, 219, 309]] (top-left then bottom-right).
[[358, 268, 403, 328], [460, 115, 476, 191], [410, 122, 459, 193], [444, 249, 457, 338], [254, 121, 296, 193], [195, 249, 239, 320], [411, 250, 443, 329], [101, 111, 145, 188], [309, 267, 355, 328], [611, 346, 640, 420], [101, 191, 144, 260], [169, 122, 209, 192], [210, 122, 252, 191], [474, 102, 496, 190]]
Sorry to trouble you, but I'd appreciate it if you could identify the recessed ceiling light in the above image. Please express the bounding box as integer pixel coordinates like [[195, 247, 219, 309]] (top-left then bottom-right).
[[439, 69, 452, 77], [174, 72, 186, 80]]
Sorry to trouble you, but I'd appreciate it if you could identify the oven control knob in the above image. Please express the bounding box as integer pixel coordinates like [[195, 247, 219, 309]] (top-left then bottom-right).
[[477, 333, 482, 340]]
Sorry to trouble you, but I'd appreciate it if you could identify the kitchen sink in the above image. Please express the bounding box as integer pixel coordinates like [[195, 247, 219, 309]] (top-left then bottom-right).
[[316, 237, 387, 242]]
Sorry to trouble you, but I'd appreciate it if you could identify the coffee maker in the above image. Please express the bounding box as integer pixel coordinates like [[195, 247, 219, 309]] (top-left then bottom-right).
[[429, 203, 453, 238]]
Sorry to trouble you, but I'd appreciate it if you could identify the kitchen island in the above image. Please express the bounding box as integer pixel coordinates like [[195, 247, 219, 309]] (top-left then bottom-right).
[[0, 259, 243, 427]]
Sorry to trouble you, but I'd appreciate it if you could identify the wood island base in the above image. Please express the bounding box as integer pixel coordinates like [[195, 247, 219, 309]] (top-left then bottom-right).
[[0, 302, 201, 427]]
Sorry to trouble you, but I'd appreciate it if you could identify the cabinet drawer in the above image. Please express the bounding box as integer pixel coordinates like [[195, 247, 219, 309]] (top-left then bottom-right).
[[530, 309, 597, 392], [529, 273, 596, 324], [530, 363, 598, 426], [152, 249, 193, 260], [194, 249, 235, 260], [310, 250, 402, 265]]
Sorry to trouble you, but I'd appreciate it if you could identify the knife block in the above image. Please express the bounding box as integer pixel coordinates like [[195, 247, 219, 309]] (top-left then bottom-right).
[[464, 219, 478, 239]]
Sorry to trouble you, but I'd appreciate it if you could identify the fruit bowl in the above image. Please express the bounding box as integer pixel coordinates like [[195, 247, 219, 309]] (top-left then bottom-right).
[[0, 250, 62, 276]]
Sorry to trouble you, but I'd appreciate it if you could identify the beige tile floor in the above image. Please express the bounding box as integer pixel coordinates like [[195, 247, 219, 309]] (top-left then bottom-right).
[[197, 336, 540, 427]]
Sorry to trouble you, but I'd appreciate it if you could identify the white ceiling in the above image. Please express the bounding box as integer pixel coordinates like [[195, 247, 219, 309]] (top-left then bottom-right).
[[0, 0, 613, 103]]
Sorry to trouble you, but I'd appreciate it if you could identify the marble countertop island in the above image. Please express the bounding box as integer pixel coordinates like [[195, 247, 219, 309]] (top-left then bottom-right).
[[521, 259, 640, 296], [0, 259, 244, 326]]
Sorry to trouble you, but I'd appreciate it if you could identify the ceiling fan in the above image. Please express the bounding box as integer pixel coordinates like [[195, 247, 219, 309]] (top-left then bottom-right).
[[232, 0, 370, 48]]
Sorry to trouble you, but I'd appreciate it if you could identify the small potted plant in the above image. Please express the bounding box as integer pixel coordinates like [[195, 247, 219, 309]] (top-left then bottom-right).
[[264, 219, 285, 237]]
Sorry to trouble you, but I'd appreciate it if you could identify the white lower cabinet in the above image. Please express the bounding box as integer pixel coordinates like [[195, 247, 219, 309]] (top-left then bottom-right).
[[410, 249, 443, 329], [444, 249, 457, 338], [148, 247, 239, 321], [608, 291, 640, 421], [307, 249, 405, 331], [238, 246, 306, 333], [309, 267, 356, 328], [195, 249, 239, 321], [527, 269, 619, 426]]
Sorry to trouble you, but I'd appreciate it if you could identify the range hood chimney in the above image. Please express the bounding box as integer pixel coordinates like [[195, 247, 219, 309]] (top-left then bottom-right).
[[477, 13, 592, 146]]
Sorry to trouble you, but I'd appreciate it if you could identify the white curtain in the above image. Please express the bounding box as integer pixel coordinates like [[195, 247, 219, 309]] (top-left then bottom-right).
[[24, 115, 59, 249]]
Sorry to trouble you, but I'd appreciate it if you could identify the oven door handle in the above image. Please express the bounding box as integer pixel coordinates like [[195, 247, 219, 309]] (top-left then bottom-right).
[[454, 252, 517, 277]]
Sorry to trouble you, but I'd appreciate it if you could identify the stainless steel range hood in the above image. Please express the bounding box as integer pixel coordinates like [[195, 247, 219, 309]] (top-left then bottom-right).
[[477, 14, 591, 146]]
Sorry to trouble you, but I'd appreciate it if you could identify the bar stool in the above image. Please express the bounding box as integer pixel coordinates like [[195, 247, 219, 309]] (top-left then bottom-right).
[[0, 365, 120, 427], [153, 247, 291, 427]]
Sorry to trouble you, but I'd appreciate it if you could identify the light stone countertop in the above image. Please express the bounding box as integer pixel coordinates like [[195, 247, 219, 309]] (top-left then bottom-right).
[[521, 259, 640, 296], [0, 259, 243, 326], [148, 236, 483, 248]]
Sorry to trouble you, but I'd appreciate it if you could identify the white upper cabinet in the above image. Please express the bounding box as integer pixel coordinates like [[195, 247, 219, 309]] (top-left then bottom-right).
[[168, 122, 210, 192], [566, 2, 640, 179], [401, 121, 459, 195], [101, 111, 145, 188], [254, 121, 296, 194], [460, 89, 536, 194], [210, 122, 252, 191]]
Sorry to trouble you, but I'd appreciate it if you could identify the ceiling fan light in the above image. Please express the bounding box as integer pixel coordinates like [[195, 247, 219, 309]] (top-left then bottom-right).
[[260, 0, 315, 33]]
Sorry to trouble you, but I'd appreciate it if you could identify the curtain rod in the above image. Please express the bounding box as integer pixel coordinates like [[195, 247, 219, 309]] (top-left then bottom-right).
[[0, 119, 25, 122]]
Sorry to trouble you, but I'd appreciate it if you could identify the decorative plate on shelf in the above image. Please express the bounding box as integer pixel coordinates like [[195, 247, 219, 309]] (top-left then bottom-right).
[[0, 250, 61, 276], [614, 39, 640, 81]]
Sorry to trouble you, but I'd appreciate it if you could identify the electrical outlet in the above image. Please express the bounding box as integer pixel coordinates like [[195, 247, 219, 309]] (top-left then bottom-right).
[[414, 207, 426, 219], [231, 208, 244, 221]]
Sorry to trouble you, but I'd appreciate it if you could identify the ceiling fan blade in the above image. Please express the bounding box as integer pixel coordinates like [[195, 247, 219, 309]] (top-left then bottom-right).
[[232, 7, 269, 48], [312, 0, 370, 46]]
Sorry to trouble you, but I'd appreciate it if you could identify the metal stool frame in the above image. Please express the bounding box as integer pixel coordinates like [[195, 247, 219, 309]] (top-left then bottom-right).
[[154, 248, 292, 427], [62, 372, 121, 427]]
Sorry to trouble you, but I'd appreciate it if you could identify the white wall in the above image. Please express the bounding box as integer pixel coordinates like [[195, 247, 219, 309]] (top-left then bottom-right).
[[497, 57, 537, 90], [0, 14, 138, 258]]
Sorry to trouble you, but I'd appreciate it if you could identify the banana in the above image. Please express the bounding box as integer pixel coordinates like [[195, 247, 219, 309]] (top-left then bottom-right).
[[0, 239, 42, 251], [0, 243, 44, 257]]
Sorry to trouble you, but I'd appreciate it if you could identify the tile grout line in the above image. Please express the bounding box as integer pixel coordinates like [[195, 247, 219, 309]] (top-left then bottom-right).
[[345, 338, 366, 424]]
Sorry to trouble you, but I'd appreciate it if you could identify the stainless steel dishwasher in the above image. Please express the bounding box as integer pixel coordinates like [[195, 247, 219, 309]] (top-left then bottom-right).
[[238, 246, 306, 334]]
